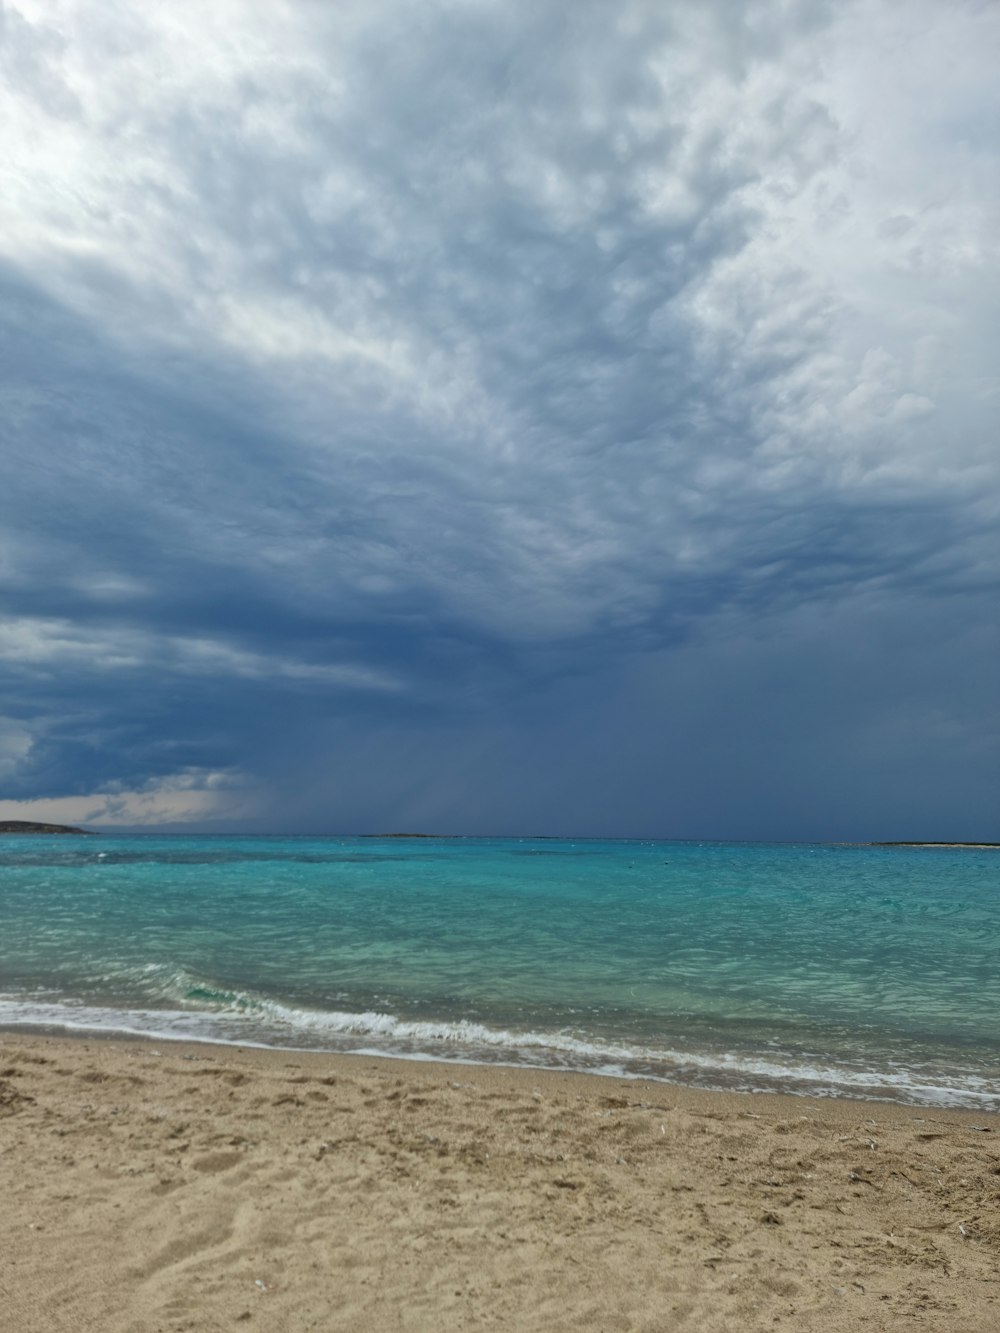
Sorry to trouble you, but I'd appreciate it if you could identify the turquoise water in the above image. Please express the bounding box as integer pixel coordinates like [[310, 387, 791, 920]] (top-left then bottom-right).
[[1, 835, 998, 1108]]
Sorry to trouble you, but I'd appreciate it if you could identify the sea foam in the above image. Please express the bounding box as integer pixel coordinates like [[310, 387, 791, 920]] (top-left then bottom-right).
[[1, 988, 998, 1112]]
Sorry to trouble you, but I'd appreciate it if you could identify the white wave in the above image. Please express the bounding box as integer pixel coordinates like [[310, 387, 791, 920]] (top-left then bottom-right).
[[0, 993, 997, 1111]]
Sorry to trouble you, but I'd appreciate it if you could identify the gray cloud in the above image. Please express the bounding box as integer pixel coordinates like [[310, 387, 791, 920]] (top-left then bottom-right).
[[0, 0, 997, 832]]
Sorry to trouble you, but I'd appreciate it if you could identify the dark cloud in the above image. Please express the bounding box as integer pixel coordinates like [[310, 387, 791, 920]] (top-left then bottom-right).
[[0, 1, 997, 833]]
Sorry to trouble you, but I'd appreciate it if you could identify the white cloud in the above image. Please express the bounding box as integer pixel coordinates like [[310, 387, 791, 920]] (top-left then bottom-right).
[[0, 767, 252, 826], [0, 616, 401, 691]]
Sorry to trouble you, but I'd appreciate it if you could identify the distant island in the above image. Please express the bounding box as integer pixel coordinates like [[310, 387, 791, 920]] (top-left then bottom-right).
[[868, 840, 999, 849], [369, 832, 444, 838], [0, 820, 95, 835]]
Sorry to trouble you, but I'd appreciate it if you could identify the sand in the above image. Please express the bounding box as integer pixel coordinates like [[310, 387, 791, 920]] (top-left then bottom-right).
[[1, 1033, 998, 1332]]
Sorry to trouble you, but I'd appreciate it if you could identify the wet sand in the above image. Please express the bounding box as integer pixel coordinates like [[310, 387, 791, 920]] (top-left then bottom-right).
[[1, 1032, 998, 1331]]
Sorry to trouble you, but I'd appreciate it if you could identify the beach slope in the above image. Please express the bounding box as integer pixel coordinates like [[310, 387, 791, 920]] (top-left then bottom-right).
[[1, 1034, 998, 1331]]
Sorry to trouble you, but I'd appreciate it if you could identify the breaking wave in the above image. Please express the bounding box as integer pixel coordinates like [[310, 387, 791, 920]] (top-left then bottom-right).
[[1, 963, 998, 1112]]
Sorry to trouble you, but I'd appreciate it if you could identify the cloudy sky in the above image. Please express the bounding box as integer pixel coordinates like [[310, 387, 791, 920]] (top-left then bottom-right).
[[0, 0, 997, 837]]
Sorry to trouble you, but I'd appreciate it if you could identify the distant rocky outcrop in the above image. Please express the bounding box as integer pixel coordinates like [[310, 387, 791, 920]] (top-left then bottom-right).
[[870, 840, 999, 848], [0, 820, 95, 835], [370, 832, 441, 838]]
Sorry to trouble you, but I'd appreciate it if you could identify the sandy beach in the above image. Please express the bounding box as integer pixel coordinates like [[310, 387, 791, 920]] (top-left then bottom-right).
[[0, 1034, 997, 1331]]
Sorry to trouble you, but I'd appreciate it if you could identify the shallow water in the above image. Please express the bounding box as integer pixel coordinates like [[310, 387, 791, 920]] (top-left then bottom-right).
[[1, 835, 998, 1107]]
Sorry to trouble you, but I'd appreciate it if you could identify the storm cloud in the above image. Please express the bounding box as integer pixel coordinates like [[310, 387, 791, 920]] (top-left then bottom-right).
[[1, 0, 997, 834]]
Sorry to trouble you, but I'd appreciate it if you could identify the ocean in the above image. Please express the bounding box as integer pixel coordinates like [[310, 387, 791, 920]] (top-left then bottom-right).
[[1, 835, 997, 1109]]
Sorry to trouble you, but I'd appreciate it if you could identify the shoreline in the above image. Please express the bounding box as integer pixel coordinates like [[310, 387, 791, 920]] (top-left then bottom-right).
[[2, 1031, 998, 1330], [2, 1010, 998, 1113]]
